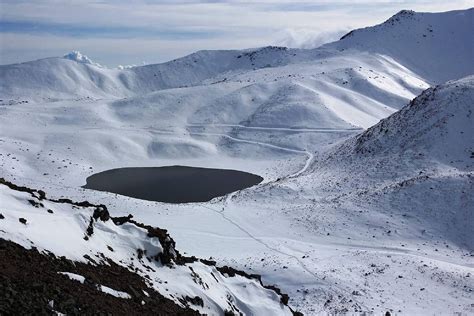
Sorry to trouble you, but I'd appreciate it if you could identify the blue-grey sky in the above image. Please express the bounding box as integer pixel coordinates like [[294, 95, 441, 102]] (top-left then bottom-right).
[[0, 0, 472, 67]]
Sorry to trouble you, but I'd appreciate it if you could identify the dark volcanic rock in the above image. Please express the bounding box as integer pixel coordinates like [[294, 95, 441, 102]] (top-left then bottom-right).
[[0, 239, 199, 316]]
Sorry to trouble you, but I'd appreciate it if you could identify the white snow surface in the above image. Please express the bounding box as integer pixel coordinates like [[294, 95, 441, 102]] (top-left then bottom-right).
[[99, 285, 132, 300], [58, 272, 86, 284], [0, 8, 473, 315]]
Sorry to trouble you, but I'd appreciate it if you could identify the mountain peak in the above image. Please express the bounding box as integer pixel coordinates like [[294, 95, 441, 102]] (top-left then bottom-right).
[[381, 9, 417, 26], [391, 9, 416, 18], [326, 8, 474, 83]]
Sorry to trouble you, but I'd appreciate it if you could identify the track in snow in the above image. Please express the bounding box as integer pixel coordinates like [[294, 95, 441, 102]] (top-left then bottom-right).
[[186, 123, 362, 133]]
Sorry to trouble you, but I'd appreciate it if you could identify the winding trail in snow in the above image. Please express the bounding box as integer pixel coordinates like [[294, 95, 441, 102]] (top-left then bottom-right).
[[82, 124, 320, 177], [194, 124, 319, 178], [186, 123, 362, 133], [140, 125, 316, 179], [146, 128, 313, 159]]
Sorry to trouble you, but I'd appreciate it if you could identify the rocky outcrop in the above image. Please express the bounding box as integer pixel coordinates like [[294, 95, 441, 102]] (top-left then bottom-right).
[[0, 178, 299, 315]]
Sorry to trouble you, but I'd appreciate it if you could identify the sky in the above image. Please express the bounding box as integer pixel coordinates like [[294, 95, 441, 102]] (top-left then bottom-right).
[[0, 0, 472, 67]]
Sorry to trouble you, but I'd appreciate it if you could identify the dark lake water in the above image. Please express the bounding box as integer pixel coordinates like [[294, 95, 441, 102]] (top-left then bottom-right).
[[83, 166, 263, 203]]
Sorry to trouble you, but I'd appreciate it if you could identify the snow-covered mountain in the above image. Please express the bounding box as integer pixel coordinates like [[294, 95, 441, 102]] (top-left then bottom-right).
[[1, 9, 472, 130], [299, 76, 473, 248], [324, 8, 474, 84], [1, 7, 473, 316], [2, 9, 472, 100], [0, 46, 313, 100]]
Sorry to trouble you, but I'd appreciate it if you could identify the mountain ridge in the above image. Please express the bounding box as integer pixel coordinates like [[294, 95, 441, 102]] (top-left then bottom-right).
[[1, 8, 472, 100]]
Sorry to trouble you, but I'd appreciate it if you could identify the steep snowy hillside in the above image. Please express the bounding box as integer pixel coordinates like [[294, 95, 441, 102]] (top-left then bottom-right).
[[344, 75, 474, 170], [300, 76, 473, 247], [216, 76, 473, 314], [325, 8, 474, 83], [0, 178, 296, 315]]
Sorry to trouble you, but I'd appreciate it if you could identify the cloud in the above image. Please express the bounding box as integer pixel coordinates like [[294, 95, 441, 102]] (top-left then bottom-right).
[[0, 20, 223, 39], [274, 28, 351, 49], [63, 51, 103, 67]]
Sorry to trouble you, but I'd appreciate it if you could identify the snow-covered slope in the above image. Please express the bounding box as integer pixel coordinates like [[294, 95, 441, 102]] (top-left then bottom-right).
[[129, 47, 314, 93], [324, 8, 474, 83], [299, 76, 473, 247], [0, 47, 313, 100], [0, 178, 295, 315], [0, 57, 127, 99], [225, 76, 473, 314], [343, 75, 474, 170]]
